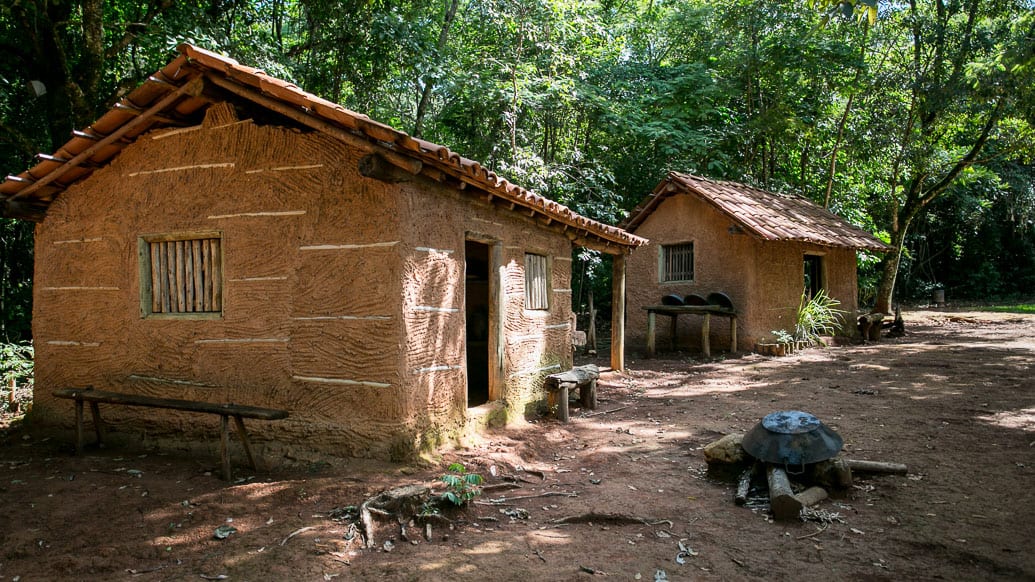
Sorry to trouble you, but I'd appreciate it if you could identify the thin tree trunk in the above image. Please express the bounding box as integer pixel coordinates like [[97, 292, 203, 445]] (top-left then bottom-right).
[[413, 0, 460, 138]]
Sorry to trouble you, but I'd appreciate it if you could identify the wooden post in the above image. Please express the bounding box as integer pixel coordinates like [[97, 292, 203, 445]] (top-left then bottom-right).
[[488, 242, 505, 402], [701, 313, 711, 357], [611, 253, 626, 372], [669, 313, 678, 351], [581, 379, 597, 410], [645, 310, 656, 358], [556, 386, 570, 422], [232, 415, 260, 470], [220, 414, 232, 481], [89, 402, 106, 445]]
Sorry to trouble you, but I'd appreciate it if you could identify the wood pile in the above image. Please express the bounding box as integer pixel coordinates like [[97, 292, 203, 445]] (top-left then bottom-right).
[[705, 433, 907, 521]]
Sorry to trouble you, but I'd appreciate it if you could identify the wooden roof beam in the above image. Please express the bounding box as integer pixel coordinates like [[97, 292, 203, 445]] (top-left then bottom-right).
[[11, 75, 205, 201]]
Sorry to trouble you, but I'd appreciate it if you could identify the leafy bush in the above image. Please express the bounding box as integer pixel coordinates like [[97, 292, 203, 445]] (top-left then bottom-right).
[[794, 290, 845, 345]]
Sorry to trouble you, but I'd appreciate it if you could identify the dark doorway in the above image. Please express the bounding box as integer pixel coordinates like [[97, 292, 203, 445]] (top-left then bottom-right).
[[465, 241, 490, 407], [804, 254, 823, 298]]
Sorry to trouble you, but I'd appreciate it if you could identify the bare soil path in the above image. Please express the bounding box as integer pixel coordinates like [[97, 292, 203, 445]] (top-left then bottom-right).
[[1, 309, 1033, 581]]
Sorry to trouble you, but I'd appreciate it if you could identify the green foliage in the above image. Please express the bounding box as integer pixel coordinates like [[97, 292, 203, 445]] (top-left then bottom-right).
[[794, 290, 845, 345], [0, 341, 33, 385], [439, 462, 483, 507], [978, 305, 1035, 315]]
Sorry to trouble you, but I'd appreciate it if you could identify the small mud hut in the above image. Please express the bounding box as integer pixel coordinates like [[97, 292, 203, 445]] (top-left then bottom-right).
[[0, 45, 644, 461], [621, 172, 889, 353]]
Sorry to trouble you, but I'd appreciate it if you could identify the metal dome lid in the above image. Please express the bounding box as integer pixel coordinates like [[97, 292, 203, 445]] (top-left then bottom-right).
[[742, 410, 843, 467]]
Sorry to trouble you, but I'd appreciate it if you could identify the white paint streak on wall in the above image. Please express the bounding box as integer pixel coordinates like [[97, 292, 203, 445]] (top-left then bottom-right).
[[412, 306, 459, 313], [413, 365, 463, 374], [553, 288, 572, 294], [230, 276, 290, 282], [128, 374, 219, 388], [545, 322, 571, 330], [127, 162, 234, 176], [53, 237, 103, 245], [291, 315, 392, 321], [415, 247, 455, 255], [195, 338, 289, 344], [245, 164, 325, 174], [510, 333, 545, 343], [40, 286, 119, 291], [508, 363, 562, 378], [208, 211, 306, 219], [293, 375, 391, 389], [300, 241, 400, 251], [554, 256, 573, 262], [46, 340, 100, 347]]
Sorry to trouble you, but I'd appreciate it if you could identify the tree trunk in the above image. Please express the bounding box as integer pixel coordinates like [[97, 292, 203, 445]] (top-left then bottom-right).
[[413, 0, 460, 138], [875, 221, 908, 314]]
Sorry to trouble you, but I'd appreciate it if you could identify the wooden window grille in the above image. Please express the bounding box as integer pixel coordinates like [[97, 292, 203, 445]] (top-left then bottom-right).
[[661, 243, 694, 282], [524, 253, 550, 310], [143, 235, 223, 315]]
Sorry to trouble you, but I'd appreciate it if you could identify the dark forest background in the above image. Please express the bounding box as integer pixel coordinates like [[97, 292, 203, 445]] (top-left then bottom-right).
[[1, 0, 1032, 341]]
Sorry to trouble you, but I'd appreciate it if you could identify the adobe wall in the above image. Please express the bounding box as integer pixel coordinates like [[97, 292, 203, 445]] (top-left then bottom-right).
[[396, 177, 575, 445], [626, 194, 861, 353], [626, 194, 756, 352], [33, 115, 416, 459]]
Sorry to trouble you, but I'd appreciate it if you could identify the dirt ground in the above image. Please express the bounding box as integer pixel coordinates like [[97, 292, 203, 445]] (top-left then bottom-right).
[[1, 308, 1033, 581]]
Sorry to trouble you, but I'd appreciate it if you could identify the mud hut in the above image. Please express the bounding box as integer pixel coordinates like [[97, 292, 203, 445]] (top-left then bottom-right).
[[0, 45, 644, 461], [621, 172, 889, 353]]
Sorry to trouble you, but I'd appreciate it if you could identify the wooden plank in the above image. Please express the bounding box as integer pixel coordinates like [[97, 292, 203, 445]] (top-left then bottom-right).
[[201, 239, 211, 311], [164, 241, 176, 312], [210, 238, 222, 311], [192, 239, 203, 311], [730, 315, 738, 352], [488, 242, 503, 402], [175, 240, 186, 312], [611, 253, 626, 372], [53, 388, 289, 420], [10, 76, 205, 201], [184, 240, 195, 311], [150, 243, 162, 314]]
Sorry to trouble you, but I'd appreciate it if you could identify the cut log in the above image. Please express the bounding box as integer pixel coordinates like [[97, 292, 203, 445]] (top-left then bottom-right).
[[703, 433, 747, 465], [766, 465, 802, 520], [734, 462, 759, 506], [359, 484, 431, 548], [857, 312, 884, 341], [846, 459, 908, 474], [810, 457, 854, 489], [794, 486, 828, 508]]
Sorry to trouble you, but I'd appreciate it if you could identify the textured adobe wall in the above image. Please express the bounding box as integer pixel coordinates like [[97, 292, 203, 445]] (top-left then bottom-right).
[[33, 113, 414, 459], [626, 193, 861, 352], [397, 179, 575, 448]]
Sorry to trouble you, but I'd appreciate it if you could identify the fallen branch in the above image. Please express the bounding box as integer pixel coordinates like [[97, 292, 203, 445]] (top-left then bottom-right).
[[535, 549, 547, 562], [795, 524, 830, 539], [281, 526, 317, 546], [481, 483, 524, 494], [480, 491, 578, 505], [551, 512, 673, 528], [845, 459, 908, 474]]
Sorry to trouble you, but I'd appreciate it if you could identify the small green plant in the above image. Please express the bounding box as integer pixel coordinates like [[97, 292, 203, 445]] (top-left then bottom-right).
[[440, 463, 483, 506], [794, 290, 845, 345], [770, 329, 794, 344], [1, 342, 33, 385]]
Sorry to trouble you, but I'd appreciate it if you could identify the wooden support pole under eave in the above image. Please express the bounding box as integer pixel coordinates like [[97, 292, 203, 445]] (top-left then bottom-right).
[[611, 252, 626, 372]]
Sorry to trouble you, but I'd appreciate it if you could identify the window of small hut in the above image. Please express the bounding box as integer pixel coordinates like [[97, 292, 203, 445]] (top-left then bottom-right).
[[139, 233, 223, 317], [524, 253, 550, 310], [660, 242, 694, 283]]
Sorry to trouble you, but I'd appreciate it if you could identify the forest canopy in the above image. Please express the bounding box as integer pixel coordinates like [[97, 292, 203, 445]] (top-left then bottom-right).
[[1, 0, 1033, 340]]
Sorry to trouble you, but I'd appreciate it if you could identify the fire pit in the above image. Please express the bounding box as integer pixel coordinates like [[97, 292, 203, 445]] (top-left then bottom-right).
[[742, 410, 843, 470]]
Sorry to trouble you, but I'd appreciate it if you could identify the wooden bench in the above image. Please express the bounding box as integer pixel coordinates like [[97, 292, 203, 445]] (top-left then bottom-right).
[[53, 387, 288, 481], [545, 365, 599, 422]]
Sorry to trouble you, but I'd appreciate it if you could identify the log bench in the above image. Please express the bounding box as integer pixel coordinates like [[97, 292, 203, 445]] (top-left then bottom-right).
[[545, 365, 599, 422], [53, 387, 288, 481]]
